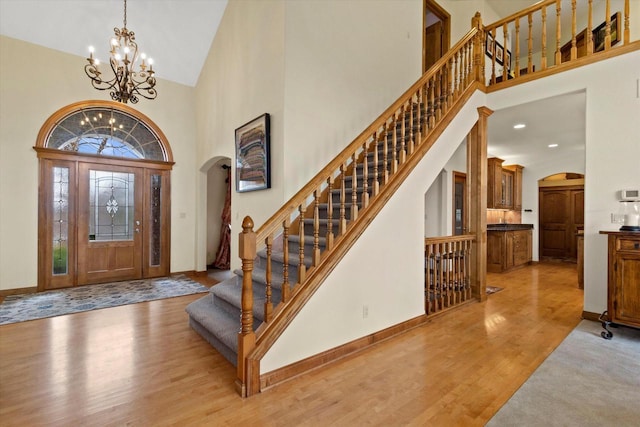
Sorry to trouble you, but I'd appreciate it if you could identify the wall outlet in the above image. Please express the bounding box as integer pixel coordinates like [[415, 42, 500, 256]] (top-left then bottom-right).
[[362, 304, 369, 319]]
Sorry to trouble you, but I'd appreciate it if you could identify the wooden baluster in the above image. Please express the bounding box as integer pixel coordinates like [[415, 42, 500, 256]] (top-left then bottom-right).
[[490, 27, 497, 84], [298, 204, 306, 284], [383, 123, 390, 185], [624, 0, 630, 44], [471, 12, 484, 84], [313, 189, 321, 266], [326, 176, 334, 251], [282, 219, 290, 302], [555, 0, 562, 65], [429, 77, 436, 130], [466, 41, 473, 87], [351, 153, 359, 220], [465, 240, 471, 300], [528, 13, 534, 72], [362, 141, 370, 208], [570, 0, 577, 60], [435, 71, 442, 122], [407, 96, 415, 155], [515, 17, 521, 77], [541, 7, 547, 70], [502, 23, 508, 81], [424, 244, 434, 315], [586, 0, 593, 55], [399, 106, 407, 165], [416, 87, 423, 145], [438, 243, 445, 310], [237, 216, 256, 397], [448, 54, 455, 108], [392, 114, 399, 174], [339, 164, 347, 234], [264, 235, 273, 322], [372, 132, 379, 198], [605, 0, 611, 50], [447, 241, 452, 307]]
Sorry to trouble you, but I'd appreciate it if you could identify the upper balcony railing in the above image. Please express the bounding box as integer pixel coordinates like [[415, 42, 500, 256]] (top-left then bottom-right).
[[485, 0, 634, 86]]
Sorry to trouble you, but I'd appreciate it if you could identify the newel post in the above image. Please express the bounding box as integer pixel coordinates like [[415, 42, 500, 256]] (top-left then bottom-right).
[[471, 12, 485, 84], [236, 216, 256, 397]]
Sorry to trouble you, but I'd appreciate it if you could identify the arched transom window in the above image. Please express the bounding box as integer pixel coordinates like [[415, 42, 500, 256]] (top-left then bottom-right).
[[44, 105, 168, 161]]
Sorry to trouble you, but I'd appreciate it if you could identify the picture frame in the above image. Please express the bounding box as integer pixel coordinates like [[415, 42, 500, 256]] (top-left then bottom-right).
[[505, 48, 511, 72], [495, 40, 504, 66], [235, 113, 271, 192], [593, 12, 621, 53], [485, 32, 495, 57]]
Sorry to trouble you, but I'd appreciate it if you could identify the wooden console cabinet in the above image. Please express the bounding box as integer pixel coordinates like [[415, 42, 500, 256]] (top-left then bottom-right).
[[600, 231, 640, 336], [487, 228, 532, 273]]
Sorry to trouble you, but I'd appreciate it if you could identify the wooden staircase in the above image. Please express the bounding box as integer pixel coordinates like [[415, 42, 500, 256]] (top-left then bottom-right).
[[187, 0, 637, 397]]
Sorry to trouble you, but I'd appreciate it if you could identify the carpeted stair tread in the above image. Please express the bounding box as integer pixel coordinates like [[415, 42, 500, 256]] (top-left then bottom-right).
[[210, 279, 268, 322], [233, 268, 288, 292], [258, 248, 315, 267], [185, 295, 239, 355]]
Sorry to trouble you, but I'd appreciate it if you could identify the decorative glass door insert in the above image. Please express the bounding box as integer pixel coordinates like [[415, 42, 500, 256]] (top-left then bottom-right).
[[89, 170, 136, 241]]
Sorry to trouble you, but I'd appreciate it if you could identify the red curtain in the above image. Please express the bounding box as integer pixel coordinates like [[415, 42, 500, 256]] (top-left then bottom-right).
[[213, 167, 231, 269]]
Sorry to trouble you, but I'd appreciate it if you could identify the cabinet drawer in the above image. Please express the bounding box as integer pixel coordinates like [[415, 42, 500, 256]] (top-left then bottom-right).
[[617, 238, 640, 252]]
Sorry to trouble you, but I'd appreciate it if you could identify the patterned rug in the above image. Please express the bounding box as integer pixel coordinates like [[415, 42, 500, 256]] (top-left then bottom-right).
[[0, 275, 208, 326]]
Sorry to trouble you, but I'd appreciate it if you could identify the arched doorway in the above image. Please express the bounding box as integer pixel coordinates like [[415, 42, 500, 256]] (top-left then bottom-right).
[[34, 100, 174, 291]]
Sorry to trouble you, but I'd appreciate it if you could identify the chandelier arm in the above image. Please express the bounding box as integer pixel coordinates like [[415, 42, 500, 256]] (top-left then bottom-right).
[[84, 0, 157, 104]]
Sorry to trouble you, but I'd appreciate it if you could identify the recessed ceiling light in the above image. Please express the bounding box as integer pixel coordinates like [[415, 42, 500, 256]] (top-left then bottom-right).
[[548, 144, 558, 148], [513, 123, 526, 129]]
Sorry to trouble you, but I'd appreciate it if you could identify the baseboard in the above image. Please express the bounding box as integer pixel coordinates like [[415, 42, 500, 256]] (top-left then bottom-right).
[[172, 270, 208, 277], [582, 311, 603, 322], [0, 287, 37, 302], [259, 314, 428, 391]]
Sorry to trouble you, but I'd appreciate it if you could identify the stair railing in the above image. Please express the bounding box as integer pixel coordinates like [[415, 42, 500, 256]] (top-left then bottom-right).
[[486, 0, 632, 85], [235, 13, 486, 397], [425, 235, 476, 315]]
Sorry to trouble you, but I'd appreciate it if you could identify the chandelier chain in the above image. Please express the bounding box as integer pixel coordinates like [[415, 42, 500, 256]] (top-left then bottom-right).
[[123, 0, 127, 28]]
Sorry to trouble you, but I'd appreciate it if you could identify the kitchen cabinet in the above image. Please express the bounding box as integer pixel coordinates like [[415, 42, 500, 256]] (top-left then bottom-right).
[[487, 227, 532, 273], [488, 158, 523, 211], [599, 231, 640, 338]]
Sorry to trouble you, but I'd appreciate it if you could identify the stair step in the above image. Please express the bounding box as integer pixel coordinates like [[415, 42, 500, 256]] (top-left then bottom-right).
[[211, 278, 273, 323], [185, 294, 239, 366]]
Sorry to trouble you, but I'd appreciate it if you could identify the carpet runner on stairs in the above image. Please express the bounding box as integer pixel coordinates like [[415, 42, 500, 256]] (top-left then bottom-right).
[[185, 101, 432, 365]]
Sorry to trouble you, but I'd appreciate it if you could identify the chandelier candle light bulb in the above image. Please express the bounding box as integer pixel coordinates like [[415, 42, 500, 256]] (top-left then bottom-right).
[[84, 0, 157, 104]]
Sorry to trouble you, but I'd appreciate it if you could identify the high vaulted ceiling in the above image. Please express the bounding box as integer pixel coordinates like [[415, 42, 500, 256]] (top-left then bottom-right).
[[1, 0, 584, 167], [0, 0, 228, 87]]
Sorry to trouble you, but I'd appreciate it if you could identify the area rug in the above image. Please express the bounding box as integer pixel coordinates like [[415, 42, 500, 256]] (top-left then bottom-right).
[[0, 275, 208, 326], [486, 286, 503, 294], [487, 320, 640, 426]]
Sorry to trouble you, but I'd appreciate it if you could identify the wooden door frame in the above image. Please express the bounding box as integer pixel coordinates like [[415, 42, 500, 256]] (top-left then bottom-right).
[[423, 0, 451, 73], [538, 182, 584, 261], [453, 171, 467, 235], [34, 100, 174, 291]]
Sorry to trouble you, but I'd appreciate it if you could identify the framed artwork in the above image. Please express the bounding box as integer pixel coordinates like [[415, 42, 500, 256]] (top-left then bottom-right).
[[495, 41, 504, 66], [505, 49, 512, 72], [593, 12, 621, 53], [485, 32, 495, 57], [235, 113, 271, 192]]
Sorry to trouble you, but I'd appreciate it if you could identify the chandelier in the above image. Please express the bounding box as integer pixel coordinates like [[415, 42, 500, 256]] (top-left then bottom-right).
[[85, 0, 157, 104]]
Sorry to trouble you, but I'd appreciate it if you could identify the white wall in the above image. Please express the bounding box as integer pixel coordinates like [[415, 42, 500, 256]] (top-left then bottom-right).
[[487, 49, 640, 315], [283, 0, 423, 197], [262, 90, 487, 373], [194, 0, 286, 272], [0, 35, 198, 290]]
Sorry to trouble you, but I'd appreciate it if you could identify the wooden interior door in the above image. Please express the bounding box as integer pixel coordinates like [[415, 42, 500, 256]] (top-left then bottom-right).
[[77, 163, 143, 285], [539, 186, 584, 261], [453, 171, 466, 235], [423, 0, 451, 72]]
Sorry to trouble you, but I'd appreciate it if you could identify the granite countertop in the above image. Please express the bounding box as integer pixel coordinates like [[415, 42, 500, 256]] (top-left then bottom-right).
[[487, 223, 534, 231]]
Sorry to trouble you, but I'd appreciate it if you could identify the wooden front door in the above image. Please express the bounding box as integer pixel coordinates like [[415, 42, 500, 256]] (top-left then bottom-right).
[[77, 163, 143, 285], [539, 186, 584, 261]]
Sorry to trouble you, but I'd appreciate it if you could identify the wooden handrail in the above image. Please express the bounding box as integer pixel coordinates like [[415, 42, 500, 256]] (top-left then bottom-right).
[[485, 0, 633, 85], [253, 28, 480, 245], [236, 23, 483, 396]]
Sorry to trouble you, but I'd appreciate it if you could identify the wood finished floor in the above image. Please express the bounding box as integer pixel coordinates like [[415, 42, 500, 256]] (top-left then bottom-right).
[[0, 262, 584, 426]]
